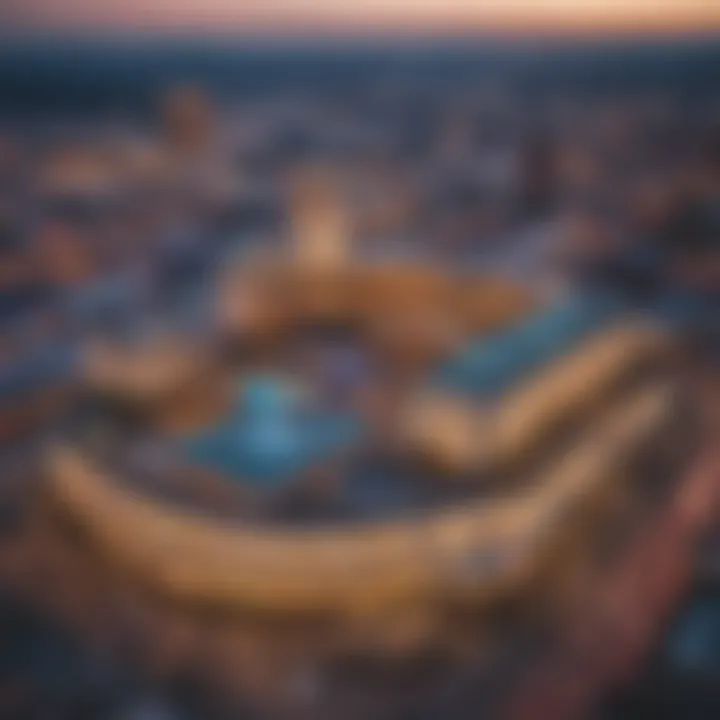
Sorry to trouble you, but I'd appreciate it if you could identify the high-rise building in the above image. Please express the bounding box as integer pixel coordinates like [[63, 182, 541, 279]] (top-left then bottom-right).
[[289, 169, 351, 272]]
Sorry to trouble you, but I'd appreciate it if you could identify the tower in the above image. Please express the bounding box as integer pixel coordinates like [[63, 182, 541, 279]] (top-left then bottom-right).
[[289, 169, 351, 272]]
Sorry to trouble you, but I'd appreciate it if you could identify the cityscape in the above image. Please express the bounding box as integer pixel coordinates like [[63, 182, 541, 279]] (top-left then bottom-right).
[[0, 17, 718, 720]]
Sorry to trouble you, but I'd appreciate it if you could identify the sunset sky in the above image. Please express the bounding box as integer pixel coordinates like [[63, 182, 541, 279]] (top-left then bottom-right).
[[2, 0, 720, 37]]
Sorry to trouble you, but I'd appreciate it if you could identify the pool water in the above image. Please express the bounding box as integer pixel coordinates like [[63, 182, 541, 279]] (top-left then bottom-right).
[[184, 375, 363, 488], [437, 292, 623, 398]]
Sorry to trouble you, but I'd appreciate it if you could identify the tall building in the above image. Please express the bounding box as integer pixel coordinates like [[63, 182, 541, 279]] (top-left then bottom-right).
[[289, 169, 351, 272]]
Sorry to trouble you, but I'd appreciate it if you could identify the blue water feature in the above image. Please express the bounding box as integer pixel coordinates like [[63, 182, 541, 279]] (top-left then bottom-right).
[[437, 292, 623, 398], [184, 375, 363, 488]]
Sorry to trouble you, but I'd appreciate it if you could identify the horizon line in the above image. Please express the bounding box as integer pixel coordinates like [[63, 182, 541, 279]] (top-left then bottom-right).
[[2, 25, 720, 45]]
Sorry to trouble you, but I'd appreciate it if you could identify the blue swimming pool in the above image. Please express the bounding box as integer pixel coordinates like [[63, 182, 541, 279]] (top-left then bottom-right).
[[184, 375, 363, 488], [437, 292, 623, 398]]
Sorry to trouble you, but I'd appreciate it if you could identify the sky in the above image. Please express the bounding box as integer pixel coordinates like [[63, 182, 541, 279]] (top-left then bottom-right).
[[2, 0, 720, 37]]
